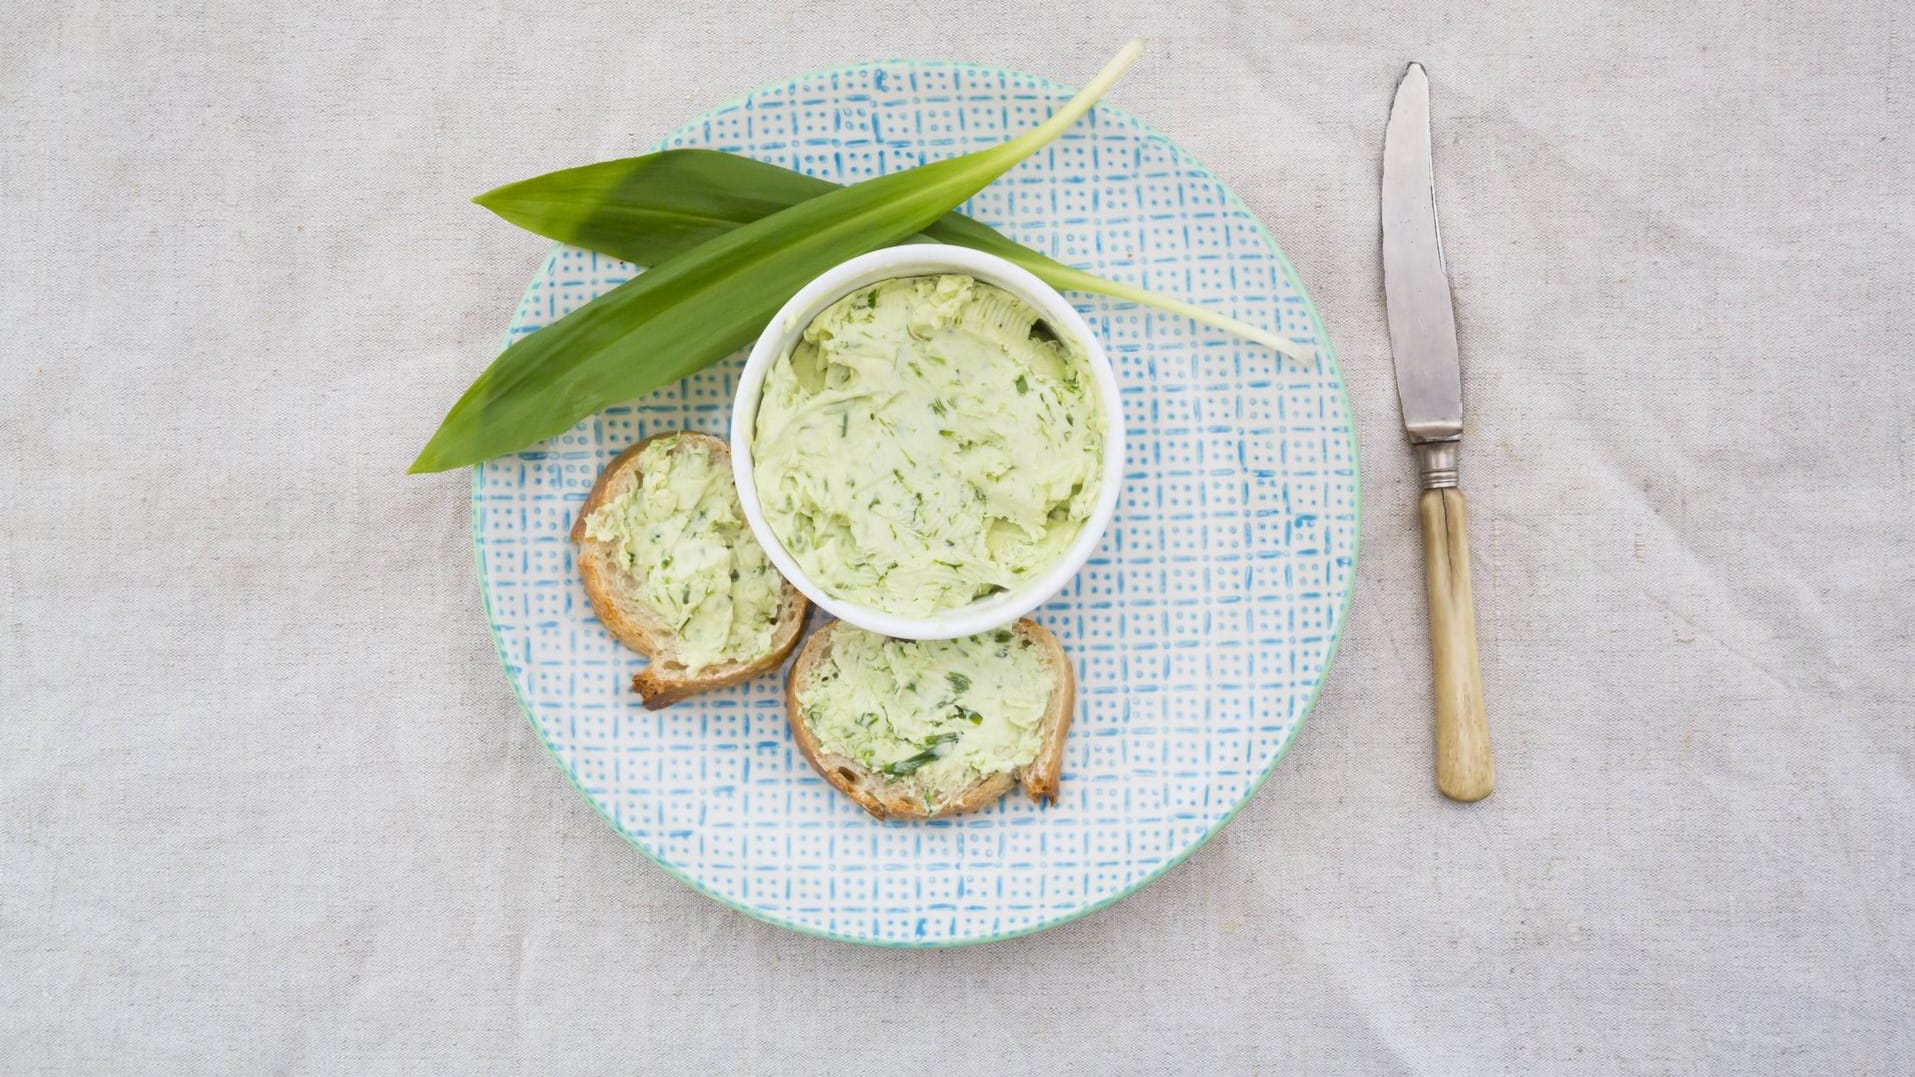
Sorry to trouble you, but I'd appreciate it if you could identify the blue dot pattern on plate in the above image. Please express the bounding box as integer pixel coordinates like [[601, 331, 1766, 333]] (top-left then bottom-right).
[[472, 61, 1360, 946]]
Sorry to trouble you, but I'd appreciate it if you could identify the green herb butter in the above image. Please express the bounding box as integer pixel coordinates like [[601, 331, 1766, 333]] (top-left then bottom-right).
[[797, 626, 1051, 808], [582, 436, 782, 673], [751, 275, 1104, 618]]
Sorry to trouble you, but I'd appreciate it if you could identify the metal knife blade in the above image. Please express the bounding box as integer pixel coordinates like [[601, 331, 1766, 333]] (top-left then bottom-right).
[[1382, 62, 1462, 444]]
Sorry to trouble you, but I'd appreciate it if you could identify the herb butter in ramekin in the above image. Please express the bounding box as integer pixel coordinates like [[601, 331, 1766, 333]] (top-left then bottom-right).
[[732, 246, 1123, 641]]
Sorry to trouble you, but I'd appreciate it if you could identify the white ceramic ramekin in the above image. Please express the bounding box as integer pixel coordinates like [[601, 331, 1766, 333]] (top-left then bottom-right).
[[730, 245, 1124, 641]]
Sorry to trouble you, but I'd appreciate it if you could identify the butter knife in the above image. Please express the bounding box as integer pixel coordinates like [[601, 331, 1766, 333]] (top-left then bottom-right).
[[1382, 63, 1494, 801]]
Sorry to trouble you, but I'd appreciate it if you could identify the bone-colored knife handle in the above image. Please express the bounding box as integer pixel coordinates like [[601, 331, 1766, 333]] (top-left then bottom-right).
[[1417, 482, 1494, 802]]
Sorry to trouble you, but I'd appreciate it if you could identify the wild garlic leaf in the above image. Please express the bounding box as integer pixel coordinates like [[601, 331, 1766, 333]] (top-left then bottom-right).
[[413, 43, 1145, 473]]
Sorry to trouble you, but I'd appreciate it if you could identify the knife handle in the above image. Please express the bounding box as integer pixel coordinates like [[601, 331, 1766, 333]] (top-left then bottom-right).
[[1417, 479, 1494, 802]]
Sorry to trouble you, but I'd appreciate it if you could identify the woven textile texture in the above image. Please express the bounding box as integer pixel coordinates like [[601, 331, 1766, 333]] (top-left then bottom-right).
[[2, 1, 1909, 1072]]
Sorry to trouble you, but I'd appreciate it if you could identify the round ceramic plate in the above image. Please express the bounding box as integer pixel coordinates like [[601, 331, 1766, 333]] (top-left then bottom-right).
[[473, 60, 1359, 946]]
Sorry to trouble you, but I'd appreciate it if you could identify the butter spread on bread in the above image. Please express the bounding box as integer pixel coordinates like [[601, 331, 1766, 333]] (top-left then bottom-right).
[[572, 432, 807, 708], [787, 619, 1074, 819]]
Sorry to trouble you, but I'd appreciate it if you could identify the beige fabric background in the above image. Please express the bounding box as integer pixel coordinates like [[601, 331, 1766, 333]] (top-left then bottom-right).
[[3, 1, 1910, 1073]]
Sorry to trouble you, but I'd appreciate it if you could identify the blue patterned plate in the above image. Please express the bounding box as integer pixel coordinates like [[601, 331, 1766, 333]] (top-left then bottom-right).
[[473, 60, 1359, 946]]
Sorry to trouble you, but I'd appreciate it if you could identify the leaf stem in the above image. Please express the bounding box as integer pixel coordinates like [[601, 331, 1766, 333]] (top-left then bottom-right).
[[1010, 40, 1146, 154], [985, 40, 1311, 361], [1040, 265, 1313, 361]]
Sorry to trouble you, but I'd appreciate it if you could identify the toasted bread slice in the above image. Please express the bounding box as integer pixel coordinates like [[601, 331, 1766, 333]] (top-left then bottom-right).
[[785, 619, 1075, 820], [571, 431, 808, 709]]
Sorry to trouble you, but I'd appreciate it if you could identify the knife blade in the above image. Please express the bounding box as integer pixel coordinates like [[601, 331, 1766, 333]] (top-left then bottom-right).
[[1381, 63, 1494, 802], [1382, 62, 1462, 445]]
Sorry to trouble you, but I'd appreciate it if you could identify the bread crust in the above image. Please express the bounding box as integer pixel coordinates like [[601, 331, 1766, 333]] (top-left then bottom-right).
[[572, 431, 808, 709], [785, 619, 1075, 820]]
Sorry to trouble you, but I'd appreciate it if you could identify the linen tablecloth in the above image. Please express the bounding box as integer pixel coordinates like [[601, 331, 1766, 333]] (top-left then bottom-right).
[[3, 2, 1909, 1072]]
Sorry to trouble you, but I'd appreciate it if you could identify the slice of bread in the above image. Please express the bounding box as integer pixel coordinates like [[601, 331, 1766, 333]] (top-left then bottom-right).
[[571, 431, 808, 709], [785, 619, 1075, 820]]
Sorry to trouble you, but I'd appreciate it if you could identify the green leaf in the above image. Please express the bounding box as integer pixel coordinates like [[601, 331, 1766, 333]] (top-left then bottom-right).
[[414, 42, 1146, 474], [475, 147, 1074, 280], [474, 149, 872, 265], [472, 119, 1308, 361]]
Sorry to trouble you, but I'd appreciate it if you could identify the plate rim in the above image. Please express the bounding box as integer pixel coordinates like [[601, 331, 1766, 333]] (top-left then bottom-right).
[[470, 57, 1365, 947]]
